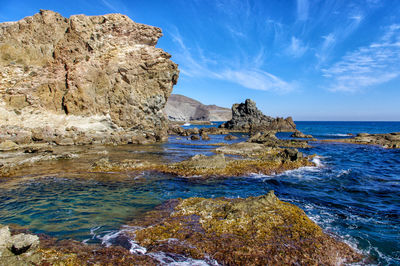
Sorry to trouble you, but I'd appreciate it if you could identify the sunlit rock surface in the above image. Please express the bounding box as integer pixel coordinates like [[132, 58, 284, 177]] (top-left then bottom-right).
[[0, 10, 179, 145]]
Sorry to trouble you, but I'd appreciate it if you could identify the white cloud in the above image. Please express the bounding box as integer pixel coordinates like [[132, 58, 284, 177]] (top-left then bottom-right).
[[323, 24, 400, 92], [286, 36, 308, 58], [297, 0, 309, 21], [216, 69, 294, 92]]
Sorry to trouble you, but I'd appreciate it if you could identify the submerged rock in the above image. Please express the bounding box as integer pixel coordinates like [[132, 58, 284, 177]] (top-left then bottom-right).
[[323, 132, 400, 149], [131, 191, 363, 265], [220, 99, 296, 132], [0, 10, 179, 145]]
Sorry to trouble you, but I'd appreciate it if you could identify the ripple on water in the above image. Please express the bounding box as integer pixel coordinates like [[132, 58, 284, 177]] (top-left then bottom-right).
[[1, 125, 400, 264]]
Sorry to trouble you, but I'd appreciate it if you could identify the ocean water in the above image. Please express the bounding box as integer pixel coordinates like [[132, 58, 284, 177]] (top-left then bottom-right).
[[0, 121, 400, 264]]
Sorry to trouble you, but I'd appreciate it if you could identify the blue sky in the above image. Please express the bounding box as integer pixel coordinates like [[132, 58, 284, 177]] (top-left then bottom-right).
[[1, 0, 400, 120]]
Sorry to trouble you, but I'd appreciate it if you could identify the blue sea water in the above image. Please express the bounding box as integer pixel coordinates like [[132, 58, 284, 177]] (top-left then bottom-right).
[[0, 121, 400, 264]]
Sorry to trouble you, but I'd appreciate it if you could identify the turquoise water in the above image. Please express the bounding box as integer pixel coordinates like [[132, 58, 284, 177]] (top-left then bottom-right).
[[1, 121, 400, 264]]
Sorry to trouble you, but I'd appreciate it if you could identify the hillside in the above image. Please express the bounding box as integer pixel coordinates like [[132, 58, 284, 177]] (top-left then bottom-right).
[[164, 94, 231, 121]]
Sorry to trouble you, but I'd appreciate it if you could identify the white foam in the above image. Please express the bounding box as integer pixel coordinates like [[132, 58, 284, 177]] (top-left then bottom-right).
[[312, 156, 324, 167], [128, 239, 147, 255], [148, 252, 219, 266], [98, 225, 146, 254], [326, 133, 351, 137]]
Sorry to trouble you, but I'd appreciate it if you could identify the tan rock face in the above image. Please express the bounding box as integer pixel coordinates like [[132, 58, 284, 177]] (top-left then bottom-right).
[[0, 10, 179, 144]]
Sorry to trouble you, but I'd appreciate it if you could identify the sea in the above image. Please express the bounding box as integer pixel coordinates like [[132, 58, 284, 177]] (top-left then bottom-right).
[[0, 121, 399, 265]]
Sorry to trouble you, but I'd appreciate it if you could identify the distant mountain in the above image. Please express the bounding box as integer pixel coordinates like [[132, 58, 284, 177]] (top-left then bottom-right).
[[164, 94, 232, 121]]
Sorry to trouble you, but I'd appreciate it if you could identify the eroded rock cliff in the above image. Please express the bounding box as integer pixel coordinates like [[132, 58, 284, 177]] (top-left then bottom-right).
[[0, 10, 179, 145]]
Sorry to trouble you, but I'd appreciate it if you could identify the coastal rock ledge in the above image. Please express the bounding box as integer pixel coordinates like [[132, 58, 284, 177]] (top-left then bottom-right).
[[0, 10, 179, 145]]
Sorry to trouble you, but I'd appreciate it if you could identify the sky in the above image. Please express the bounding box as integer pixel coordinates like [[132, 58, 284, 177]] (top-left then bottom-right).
[[1, 0, 400, 121]]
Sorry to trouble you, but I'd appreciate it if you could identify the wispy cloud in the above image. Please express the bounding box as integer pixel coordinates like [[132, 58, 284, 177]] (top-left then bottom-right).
[[101, 0, 128, 13], [322, 24, 400, 92], [226, 25, 246, 38], [216, 69, 294, 93], [170, 28, 293, 93], [297, 0, 309, 21], [286, 36, 308, 58], [315, 11, 364, 64]]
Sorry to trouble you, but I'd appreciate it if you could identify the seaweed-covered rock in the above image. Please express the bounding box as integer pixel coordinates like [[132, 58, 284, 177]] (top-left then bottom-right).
[[160, 144, 313, 177], [220, 99, 296, 132], [131, 191, 362, 265]]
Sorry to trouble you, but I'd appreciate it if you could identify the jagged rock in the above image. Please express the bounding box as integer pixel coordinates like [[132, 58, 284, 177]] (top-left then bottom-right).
[[165, 94, 231, 121], [220, 99, 296, 132], [0, 10, 179, 145], [291, 130, 313, 139]]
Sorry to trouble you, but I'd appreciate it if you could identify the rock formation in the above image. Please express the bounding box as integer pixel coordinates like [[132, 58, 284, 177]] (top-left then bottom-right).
[[220, 99, 296, 132], [0, 10, 179, 145], [164, 94, 231, 121]]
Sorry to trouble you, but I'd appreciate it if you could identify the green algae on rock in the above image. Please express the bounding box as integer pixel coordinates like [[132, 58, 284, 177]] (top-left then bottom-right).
[[131, 191, 363, 265], [88, 141, 314, 178]]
